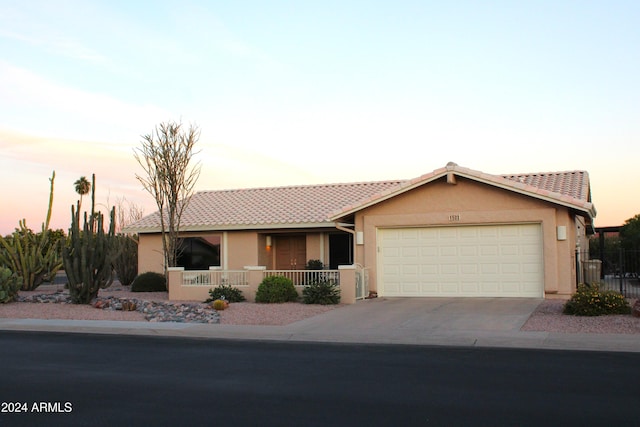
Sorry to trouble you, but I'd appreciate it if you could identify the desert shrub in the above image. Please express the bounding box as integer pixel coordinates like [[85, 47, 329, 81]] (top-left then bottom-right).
[[563, 284, 631, 316], [305, 259, 324, 270], [204, 284, 246, 303], [131, 272, 166, 292], [0, 267, 21, 303], [255, 275, 298, 303], [302, 279, 340, 305]]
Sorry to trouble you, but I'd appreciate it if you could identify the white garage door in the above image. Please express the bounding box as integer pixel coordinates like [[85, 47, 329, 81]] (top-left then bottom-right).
[[378, 224, 543, 297]]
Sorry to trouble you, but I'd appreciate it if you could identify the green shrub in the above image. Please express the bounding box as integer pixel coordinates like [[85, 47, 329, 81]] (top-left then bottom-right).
[[305, 259, 324, 270], [0, 267, 21, 303], [302, 279, 340, 305], [131, 272, 166, 292], [205, 284, 246, 303], [255, 275, 298, 303], [563, 284, 631, 316]]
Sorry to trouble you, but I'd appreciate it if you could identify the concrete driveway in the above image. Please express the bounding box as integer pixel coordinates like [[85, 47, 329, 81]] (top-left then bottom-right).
[[286, 297, 543, 346]]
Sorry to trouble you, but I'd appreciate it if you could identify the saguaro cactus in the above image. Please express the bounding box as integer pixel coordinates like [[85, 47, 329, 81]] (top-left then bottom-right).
[[62, 174, 117, 304]]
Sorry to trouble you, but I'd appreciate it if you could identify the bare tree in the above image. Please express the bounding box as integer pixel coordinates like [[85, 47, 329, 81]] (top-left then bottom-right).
[[113, 196, 145, 234], [134, 120, 201, 272]]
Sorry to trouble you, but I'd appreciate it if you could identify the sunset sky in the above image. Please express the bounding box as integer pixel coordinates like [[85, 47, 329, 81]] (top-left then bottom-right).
[[1, 0, 639, 235]]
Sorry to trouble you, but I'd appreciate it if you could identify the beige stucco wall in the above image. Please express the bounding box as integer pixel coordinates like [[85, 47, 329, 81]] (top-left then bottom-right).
[[225, 231, 259, 269], [138, 234, 165, 274], [353, 177, 585, 298], [138, 230, 331, 274]]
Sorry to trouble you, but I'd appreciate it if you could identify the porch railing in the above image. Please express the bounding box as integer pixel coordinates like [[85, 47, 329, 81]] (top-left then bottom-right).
[[168, 266, 357, 303], [182, 270, 248, 287], [355, 264, 369, 300], [263, 270, 340, 286]]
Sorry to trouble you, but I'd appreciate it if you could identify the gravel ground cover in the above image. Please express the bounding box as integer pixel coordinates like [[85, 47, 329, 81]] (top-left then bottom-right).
[[1, 285, 639, 332], [520, 299, 640, 334], [0, 284, 338, 326]]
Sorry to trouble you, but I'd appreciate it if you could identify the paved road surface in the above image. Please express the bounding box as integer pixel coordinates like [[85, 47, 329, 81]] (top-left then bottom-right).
[[1, 332, 638, 426]]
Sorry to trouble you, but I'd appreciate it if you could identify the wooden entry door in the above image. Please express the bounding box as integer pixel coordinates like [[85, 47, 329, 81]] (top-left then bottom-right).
[[276, 235, 306, 270]]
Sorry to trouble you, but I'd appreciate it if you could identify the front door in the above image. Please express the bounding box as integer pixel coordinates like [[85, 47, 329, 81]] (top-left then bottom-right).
[[275, 235, 307, 270]]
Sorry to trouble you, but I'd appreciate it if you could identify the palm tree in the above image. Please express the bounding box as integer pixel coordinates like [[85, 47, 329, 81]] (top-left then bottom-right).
[[74, 176, 91, 213]]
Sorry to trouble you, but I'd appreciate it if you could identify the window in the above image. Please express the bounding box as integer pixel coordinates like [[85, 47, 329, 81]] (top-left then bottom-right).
[[177, 236, 221, 270]]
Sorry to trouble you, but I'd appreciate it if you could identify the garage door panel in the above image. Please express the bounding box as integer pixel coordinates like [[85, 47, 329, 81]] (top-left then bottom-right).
[[441, 264, 459, 275], [440, 246, 458, 256], [440, 282, 459, 293], [500, 245, 519, 256], [480, 245, 499, 256], [480, 281, 500, 293], [379, 224, 543, 297], [502, 263, 520, 274], [460, 264, 478, 274], [460, 246, 478, 256], [461, 282, 479, 293]]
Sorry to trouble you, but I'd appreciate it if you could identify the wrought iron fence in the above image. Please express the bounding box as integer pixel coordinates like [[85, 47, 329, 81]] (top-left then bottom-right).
[[579, 249, 640, 298]]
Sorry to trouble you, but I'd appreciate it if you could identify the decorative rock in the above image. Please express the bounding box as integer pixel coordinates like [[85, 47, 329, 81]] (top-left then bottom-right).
[[633, 300, 640, 318], [17, 293, 220, 324]]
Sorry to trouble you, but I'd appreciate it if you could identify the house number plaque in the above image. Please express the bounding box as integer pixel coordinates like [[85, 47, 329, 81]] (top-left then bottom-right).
[[448, 214, 461, 222]]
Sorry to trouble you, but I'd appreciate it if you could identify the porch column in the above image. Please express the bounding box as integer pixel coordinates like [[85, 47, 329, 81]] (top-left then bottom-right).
[[244, 266, 266, 303], [338, 265, 356, 305], [167, 267, 184, 301]]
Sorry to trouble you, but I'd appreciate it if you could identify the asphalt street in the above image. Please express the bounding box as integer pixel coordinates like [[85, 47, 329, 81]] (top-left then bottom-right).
[[1, 331, 639, 427]]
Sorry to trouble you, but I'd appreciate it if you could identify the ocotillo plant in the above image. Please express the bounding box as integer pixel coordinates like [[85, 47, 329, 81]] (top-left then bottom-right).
[[0, 171, 62, 290]]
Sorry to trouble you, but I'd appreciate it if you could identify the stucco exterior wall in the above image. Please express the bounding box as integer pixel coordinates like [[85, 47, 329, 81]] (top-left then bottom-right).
[[138, 234, 165, 274], [137, 230, 330, 274], [353, 177, 583, 298], [225, 231, 259, 269], [306, 234, 322, 265]]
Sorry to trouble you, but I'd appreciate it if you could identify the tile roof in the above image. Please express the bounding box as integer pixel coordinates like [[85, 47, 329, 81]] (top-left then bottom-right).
[[501, 171, 590, 202], [129, 180, 403, 232], [127, 163, 595, 233], [328, 163, 595, 220]]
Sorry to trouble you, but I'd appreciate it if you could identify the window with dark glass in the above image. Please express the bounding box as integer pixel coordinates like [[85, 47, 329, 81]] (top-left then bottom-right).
[[177, 236, 221, 270]]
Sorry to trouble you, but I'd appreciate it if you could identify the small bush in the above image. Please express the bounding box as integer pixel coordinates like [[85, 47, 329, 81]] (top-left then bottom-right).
[[255, 276, 298, 303], [131, 272, 166, 292], [0, 267, 21, 303], [205, 284, 246, 303], [563, 284, 631, 316], [305, 259, 324, 270], [303, 279, 340, 305]]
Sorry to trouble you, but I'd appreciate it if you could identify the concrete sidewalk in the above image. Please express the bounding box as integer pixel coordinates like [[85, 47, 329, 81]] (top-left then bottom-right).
[[1, 297, 639, 353]]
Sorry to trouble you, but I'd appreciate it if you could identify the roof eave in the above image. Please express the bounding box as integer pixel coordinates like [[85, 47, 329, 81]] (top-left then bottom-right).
[[131, 221, 339, 234]]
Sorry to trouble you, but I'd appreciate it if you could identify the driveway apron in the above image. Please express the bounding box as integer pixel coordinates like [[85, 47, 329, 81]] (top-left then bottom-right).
[[287, 297, 542, 344]]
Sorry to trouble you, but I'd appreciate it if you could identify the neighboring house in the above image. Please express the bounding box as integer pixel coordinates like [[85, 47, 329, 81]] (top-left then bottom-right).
[[126, 162, 596, 299]]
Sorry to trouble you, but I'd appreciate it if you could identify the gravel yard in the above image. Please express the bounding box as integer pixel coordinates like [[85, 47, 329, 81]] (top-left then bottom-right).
[[0, 285, 339, 325], [1, 285, 639, 332]]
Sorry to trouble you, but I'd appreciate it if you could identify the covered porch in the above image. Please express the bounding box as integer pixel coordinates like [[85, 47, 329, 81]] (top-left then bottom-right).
[[166, 265, 369, 304]]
